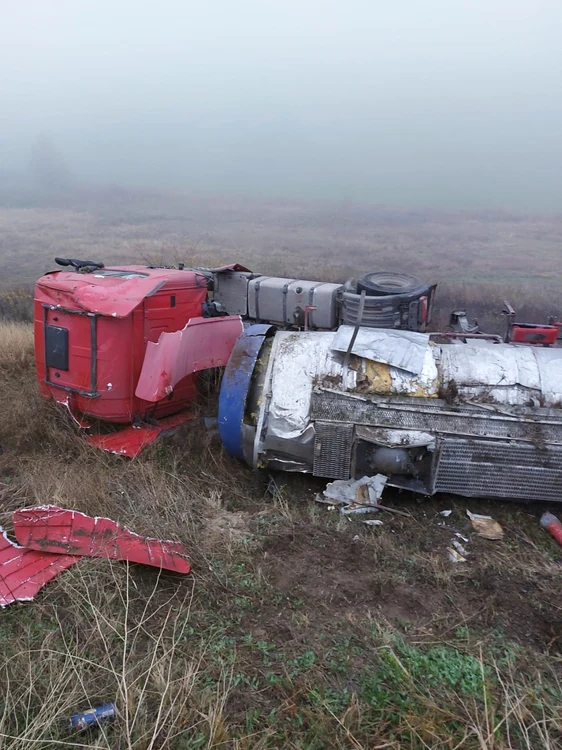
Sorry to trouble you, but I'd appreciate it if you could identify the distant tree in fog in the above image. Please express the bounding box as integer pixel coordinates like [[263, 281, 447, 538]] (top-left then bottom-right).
[[29, 135, 74, 191]]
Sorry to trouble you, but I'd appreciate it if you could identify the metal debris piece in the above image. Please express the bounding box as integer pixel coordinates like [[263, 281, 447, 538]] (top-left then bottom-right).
[[466, 510, 504, 540], [135, 316, 244, 403], [70, 703, 116, 732], [13, 507, 191, 574], [540, 512, 562, 547], [447, 546, 467, 563], [0, 527, 79, 607], [341, 504, 380, 516], [86, 411, 194, 457], [451, 539, 468, 557], [331, 326, 430, 375], [324, 475, 387, 506], [363, 519, 384, 526]]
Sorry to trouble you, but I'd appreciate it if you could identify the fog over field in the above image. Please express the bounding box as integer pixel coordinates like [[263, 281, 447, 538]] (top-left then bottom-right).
[[2, 0, 562, 211]]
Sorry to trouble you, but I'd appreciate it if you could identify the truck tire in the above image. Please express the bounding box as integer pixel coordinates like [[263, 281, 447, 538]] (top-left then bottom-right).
[[357, 272, 426, 297]]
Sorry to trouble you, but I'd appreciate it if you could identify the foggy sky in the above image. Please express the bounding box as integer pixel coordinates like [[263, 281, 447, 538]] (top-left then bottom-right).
[[1, 0, 562, 210]]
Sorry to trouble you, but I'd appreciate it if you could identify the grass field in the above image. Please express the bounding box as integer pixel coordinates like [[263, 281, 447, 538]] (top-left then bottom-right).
[[0, 188, 561, 747], [1, 185, 561, 329]]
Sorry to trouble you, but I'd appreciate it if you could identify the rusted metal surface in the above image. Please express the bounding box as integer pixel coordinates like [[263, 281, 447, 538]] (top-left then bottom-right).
[[135, 316, 244, 403], [86, 411, 194, 457], [0, 527, 79, 607], [13, 506, 191, 574]]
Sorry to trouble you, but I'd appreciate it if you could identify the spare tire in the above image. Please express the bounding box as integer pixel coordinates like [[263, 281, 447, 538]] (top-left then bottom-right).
[[357, 271, 427, 297]]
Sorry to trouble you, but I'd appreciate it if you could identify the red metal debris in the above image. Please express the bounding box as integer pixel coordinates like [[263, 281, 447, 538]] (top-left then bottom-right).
[[0, 527, 79, 607], [135, 315, 244, 403], [86, 411, 195, 457], [13, 507, 191, 574]]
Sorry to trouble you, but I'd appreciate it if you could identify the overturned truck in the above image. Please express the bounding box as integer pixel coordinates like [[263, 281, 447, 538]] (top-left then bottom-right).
[[219, 325, 562, 502], [34, 258, 562, 501]]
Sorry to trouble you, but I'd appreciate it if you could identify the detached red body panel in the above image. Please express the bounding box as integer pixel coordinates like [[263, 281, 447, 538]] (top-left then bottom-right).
[[135, 316, 244, 402], [13, 506, 191, 574], [0, 528, 79, 607], [85, 411, 195, 457]]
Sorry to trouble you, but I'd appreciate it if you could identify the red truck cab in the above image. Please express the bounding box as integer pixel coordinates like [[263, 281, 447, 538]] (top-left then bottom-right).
[[34, 265, 208, 423]]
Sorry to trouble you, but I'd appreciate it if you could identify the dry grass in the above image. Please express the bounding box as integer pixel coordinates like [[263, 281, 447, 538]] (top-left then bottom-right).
[[1, 186, 562, 333], [1, 187, 562, 745], [0, 322, 561, 747]]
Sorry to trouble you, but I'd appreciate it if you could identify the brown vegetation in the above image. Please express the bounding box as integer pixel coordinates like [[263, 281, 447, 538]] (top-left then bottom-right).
[[1, 187, 561, 331]]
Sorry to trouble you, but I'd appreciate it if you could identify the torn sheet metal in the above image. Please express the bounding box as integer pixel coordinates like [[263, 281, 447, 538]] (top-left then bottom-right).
[[0, 527, 79, 607], [135, 315, 244, 403], [357, 349, 439, 397], [323, 474, 387, 506], [13, 506, 191, 574], [331, 326, 431, 375], [86, 411, 194, 457]]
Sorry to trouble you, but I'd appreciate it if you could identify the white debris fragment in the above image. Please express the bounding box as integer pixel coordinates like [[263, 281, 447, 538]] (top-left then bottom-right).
[[363, 519, 384, 526], [451, 539, 468, 557], [447, 547, 467, 563], [323, 474, 387, 506], [341, 505, 379, 516], [440, 510, 452, 517]]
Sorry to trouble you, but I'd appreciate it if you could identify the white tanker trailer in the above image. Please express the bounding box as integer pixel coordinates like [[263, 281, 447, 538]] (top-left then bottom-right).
[[218, 325, 562, 502]]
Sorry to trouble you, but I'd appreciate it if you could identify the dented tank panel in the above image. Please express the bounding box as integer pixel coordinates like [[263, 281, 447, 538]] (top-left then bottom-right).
[[219, 326, 562, 501]]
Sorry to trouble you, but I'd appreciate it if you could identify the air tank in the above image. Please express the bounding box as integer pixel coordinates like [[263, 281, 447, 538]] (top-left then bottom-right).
[[218, 325, 562, 502]]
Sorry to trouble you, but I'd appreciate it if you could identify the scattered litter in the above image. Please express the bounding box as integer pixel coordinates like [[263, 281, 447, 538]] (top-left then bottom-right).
[[440, 510, 452, 517], [0, 527, 79, 607], [341, 504, 380, 516], [451, 539, 468, 557], [70, 703, 116, 732], [447, 546, 467, 563], [540, 512, 562, 547], [324, 474, 387, 505], [363, 519, 384, 526], [13, 506, 191, 574], [455, 532, 469, 543], [466, 510, 504, 540], [352, 534, 360, 542]]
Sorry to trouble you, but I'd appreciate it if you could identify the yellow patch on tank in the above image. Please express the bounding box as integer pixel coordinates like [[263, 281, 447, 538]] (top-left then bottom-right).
[[354, 358, 440, 398], [357, 360, 393, 394]]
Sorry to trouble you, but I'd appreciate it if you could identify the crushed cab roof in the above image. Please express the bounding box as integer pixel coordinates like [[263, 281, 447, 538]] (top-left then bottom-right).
[[35, 265, 207, 318]]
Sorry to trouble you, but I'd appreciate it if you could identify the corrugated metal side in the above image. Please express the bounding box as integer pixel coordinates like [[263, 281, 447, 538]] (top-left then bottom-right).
[[313, 422, 353, 479], [434, 439, 562, 501]]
